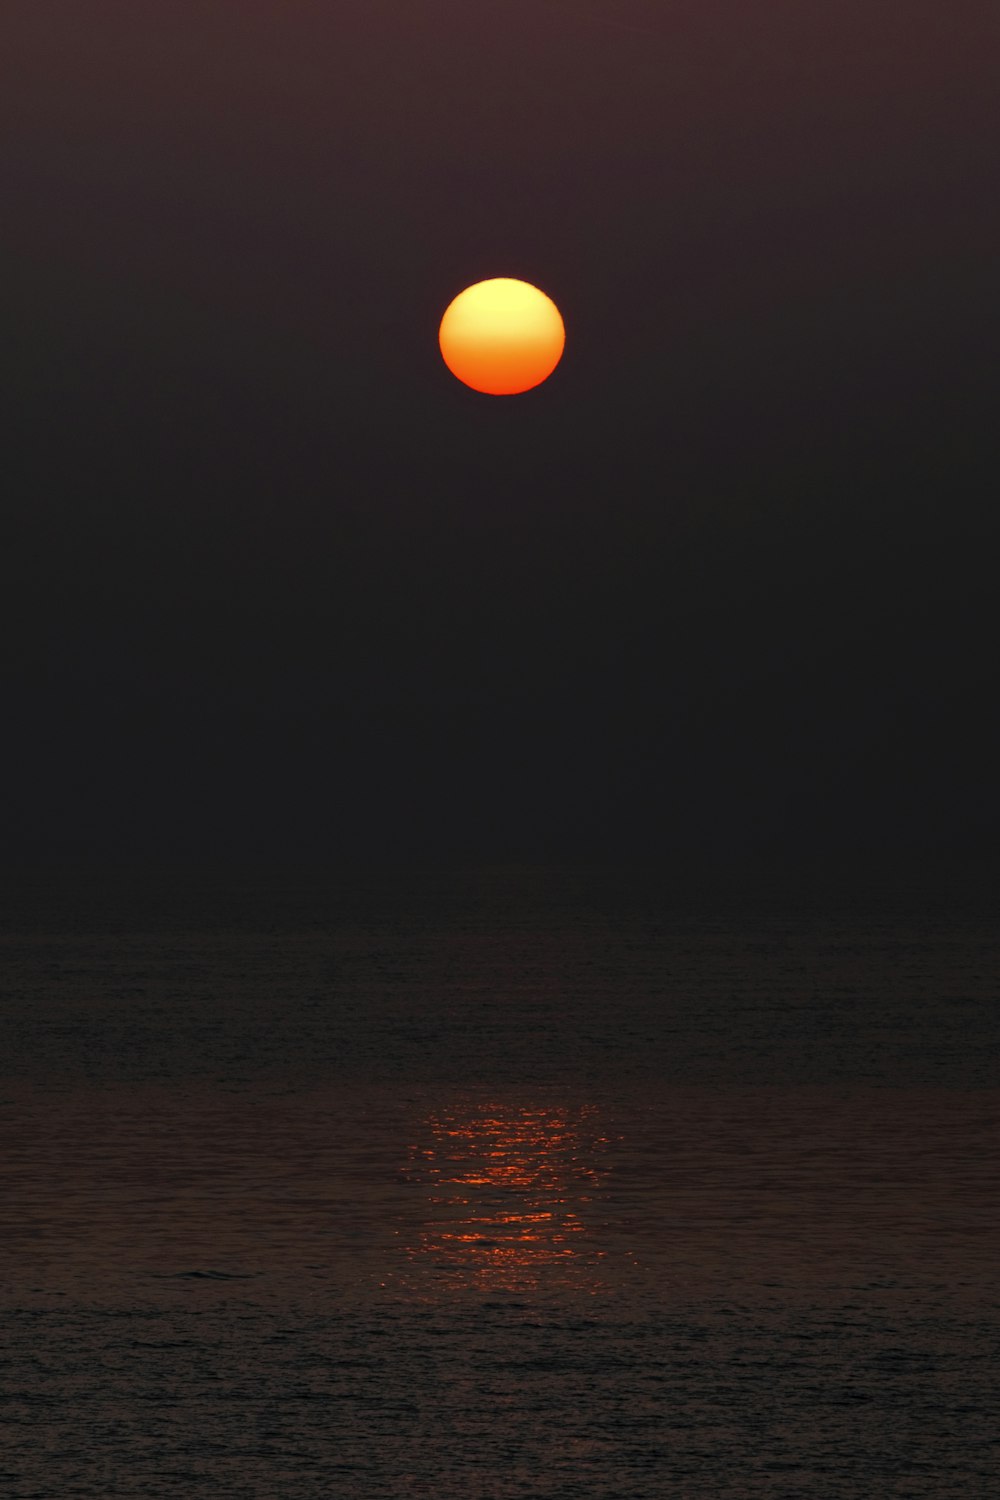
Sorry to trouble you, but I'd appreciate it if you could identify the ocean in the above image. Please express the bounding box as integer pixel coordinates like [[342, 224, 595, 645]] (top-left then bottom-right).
[[2, 862, 997, 1497]]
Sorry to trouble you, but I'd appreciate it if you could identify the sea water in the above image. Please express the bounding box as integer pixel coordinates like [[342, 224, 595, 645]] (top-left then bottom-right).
[[1, 863, 997, 1497]]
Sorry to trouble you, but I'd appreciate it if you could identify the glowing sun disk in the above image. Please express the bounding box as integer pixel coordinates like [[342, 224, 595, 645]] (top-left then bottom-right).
[[439, 277, 566, 395]]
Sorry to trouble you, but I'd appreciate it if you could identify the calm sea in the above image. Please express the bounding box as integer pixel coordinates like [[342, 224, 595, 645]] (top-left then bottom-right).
[[1, 862, 997, 1497]]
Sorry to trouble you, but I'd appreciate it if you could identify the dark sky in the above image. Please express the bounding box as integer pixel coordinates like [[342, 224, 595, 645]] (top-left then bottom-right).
[[3, 1, 998, 862]]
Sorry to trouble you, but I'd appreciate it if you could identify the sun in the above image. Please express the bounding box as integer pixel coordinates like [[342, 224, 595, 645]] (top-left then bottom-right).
[[439, 278, 566, 395]]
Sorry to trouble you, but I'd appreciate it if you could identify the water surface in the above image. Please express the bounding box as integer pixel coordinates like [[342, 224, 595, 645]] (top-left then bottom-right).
[[1, 863, 997, 1496]]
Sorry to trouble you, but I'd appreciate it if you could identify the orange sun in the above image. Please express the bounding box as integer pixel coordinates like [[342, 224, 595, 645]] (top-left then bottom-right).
[[439, 278, 566, 395]]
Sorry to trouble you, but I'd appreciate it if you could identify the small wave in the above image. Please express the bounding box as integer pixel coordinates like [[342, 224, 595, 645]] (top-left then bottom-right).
[[148, 1269, 261, 1281]]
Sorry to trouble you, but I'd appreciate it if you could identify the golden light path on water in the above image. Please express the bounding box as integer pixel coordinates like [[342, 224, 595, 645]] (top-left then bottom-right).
[[398, 1103, 617, 1294]]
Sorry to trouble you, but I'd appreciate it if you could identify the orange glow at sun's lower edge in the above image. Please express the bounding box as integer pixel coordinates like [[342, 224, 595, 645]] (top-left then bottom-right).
[[439, 278, 566, 395]]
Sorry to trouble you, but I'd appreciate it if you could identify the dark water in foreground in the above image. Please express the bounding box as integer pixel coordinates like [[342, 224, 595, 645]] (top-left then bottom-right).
[[1, 864, 997, 1497]]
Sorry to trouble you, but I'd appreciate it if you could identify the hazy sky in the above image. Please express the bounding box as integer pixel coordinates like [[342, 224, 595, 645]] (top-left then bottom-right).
[[3, 1, 998, 860]]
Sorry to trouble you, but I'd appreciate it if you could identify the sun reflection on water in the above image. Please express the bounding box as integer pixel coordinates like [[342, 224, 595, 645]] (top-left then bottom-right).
[[399, 1102, 614, 1293]]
